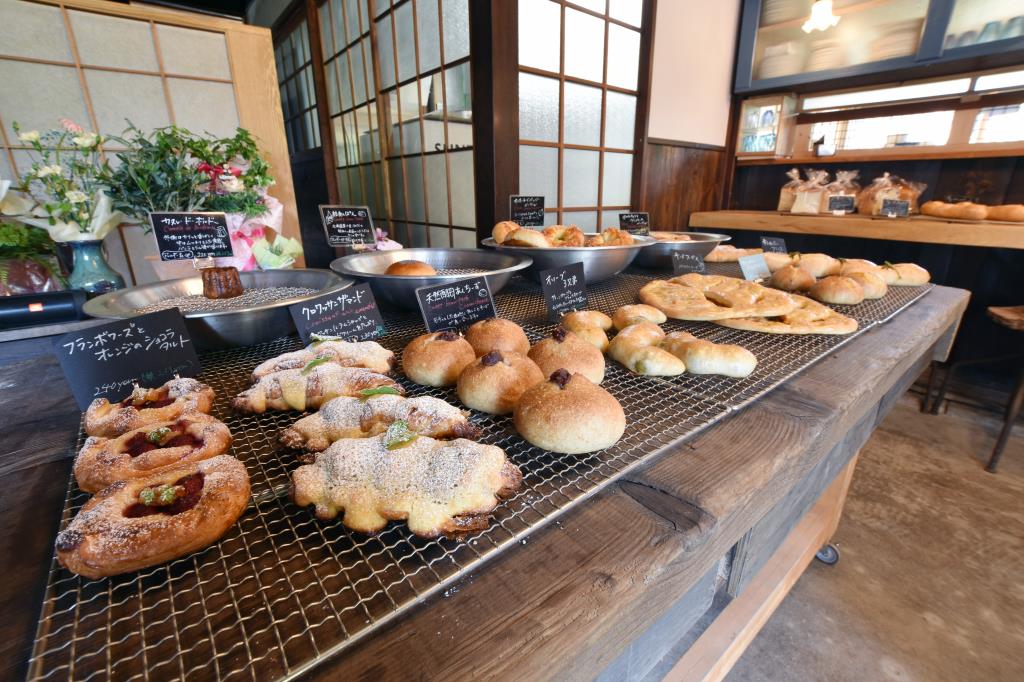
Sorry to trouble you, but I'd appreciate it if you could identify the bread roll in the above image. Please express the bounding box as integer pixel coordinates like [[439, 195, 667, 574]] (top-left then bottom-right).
[[513, 369, 626, 454], [492, 220, 520, 243], [951, 202, 989, 221], [921, 201, 956, 219], [763, 252, 794, 272], [770, 264, 815, 292], [561, 310, 612, 352], [402, 331, 476, 387], [845, 271, 887, 299], [457, 351, 544, 415], [890, 263, 930, 286], [795, 253, 840, 278], [839, 258, 878, 276], [608, 322, 684, 376], [465, 318, 530, 357], [528, 327, 605, 384], [877, 264, 901, 285], [385, 260, 437, 276], [612, 304, 667, 330], [660, 332, 757, 378], [809, 275, 865, 305], [504, 228, 551, 248], [987, 204, 1024, 222]]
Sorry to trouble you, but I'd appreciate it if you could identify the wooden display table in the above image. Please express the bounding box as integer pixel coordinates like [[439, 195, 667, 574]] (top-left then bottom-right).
[[689, 210, 1024, 249], [0, 285, 969, 681]]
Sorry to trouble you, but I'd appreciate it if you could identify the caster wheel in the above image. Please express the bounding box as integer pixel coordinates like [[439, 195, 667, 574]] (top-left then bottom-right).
[[815, 543, 840, 565]]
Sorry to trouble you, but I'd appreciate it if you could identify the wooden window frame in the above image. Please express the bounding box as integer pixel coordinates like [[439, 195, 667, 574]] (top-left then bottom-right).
[[274, 18, 320, 155]]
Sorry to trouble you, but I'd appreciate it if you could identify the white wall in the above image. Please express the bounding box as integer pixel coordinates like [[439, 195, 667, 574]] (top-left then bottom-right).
[[647, 0, 741, 147]]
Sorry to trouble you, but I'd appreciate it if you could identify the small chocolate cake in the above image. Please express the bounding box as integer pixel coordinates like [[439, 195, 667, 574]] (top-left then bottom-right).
[[201, 266, 243, 299]]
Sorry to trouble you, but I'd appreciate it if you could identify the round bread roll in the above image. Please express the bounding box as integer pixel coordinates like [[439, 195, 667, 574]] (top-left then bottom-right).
[[465, 318, 530, 357], [513, 369, 626, 454], [492, 220, 520, 243], [845, 271, 887, 299], [561, 310, 613, 352], [839, 258, 878, 276], [385, 260, 437, 276], [457, 351, 544, 415], [585, 228, 634, 246], [608, 322, 684, 376], [770, 264, 815, 292], [763, 252, 794, 272], [795, 253, 841, 278], [504, 228, 551, 248], [612, 304, 667, 330], [528, 327, 605, 384], [987, 204, 1024, 222], [809, 275, 865, 305], [543, 225, 586, 247], [660, 332, 757, 378], [890, 262, 930, 286], [402, 331, 476, 387]]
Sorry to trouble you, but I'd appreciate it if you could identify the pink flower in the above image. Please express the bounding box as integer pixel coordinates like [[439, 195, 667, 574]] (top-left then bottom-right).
[[59, 118, 84, 133]]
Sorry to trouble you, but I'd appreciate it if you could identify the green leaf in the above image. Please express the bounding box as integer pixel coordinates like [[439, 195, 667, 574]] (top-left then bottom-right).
[[301, 357, 330, 375], [383, 420, 418, 450], [357, 386, 401, 401]]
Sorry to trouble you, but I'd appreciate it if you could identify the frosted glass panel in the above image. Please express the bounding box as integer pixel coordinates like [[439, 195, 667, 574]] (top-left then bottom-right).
[[405, 158, 426, 222], [408, 225, 429, 247], [0, 1, 72, 62], [519, 73, 559, 142], [344, 0, 361, 44], [167, 79, 238, 138], [417, 0, 441, 73], [70, 11, 158, 71], [388, 158, 406, 219], [564, 82, 602, 146], [395, 2, 416, 83], [562, 149, 599, 206], [601, 210, 623, 228], [351, 42, 368, 105], [156, 26, 230, 79], [399, 82, 422, 155], [427, 225, 448, 247], [330, 0, 345, 48], [602, 152, 632, 205], [569, 0, 605, 12], [564, 9, 604, 82], [325, 60, 341, 114], [374, 0, 390, 18], [562, 211, 597, 230], [609, 0, 643, 27], [444, 62, 473, 116], [519, 145, 558, 207], [376, 15, 396, 89], [0, 62, 89, 139], [606, 24, 640, 89], [319, 2, 334, 57], [425, 153, 449, 225], [442, 0, 470, 63], [453, 228, 476, 248], [518, 0, 561, 72], [87, 72, 169, 137], [604, 91, 636, 148], [449, 150, 476, 227]]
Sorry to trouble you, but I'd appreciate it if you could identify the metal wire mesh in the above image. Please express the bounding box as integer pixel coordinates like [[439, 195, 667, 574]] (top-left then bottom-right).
[[28, 267, 932, 681]]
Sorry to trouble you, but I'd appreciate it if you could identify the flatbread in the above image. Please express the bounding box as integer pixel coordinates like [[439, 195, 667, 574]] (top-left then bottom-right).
[[638, 274, 798, 321], [704, 245, 763, 262], [714, 295, 858, 335]]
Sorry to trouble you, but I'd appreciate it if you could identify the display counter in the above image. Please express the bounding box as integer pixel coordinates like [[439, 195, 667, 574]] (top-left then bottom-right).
[[0, 269, 969, 681]]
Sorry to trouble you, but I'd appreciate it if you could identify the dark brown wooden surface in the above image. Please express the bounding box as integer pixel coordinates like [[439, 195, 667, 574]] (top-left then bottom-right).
[[639, 141, 726, 230], [1, 286, 968, 681]]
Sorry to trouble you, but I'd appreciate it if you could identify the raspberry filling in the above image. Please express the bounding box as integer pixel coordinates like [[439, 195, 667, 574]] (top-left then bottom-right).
[[119, 389, 175, 410], [123, 473, 204, 517], [122, 424, 203, 458]]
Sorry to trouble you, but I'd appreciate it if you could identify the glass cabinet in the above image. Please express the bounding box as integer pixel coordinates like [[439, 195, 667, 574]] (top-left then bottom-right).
[[736, 94, 797, 156]]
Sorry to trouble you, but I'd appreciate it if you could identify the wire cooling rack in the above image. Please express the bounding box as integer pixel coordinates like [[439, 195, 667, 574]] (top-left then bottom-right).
[[28, 268, 932, 681]]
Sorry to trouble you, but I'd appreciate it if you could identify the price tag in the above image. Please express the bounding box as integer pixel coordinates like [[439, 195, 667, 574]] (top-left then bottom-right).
[[149, 212, 233, 261], [672, 251, 706, 275], [509, 195, 545, 227], [881, 199, 910, 218], [539, 262, 587, 322], [760, 236, 788, 254], [319, 205, 376, 246], [618, 212, 650, 236], [289, 283, 386, 344], [416, 276, 497, 332], [739, 253, 771, 281], [53, 308, 201, 410], [827, 195, 855, 214]]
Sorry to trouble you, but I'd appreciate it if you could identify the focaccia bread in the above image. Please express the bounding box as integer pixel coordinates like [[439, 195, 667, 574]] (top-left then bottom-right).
[[85, 377, 214, 438], [638, 274, 798, 321], [251, 339, 395, 380], [714, 294, 858, 335], [704, 245, 763, 262], [291, 433, 522, 537], [232, 364, 403, 414]]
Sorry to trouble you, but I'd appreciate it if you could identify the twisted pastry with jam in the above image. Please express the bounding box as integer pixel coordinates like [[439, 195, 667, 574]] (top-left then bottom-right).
[[84, 377, 214, 438]]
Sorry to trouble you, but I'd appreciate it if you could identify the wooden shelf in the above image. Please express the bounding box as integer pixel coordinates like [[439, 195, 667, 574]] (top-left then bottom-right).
[[688, 210, 1024, 249]]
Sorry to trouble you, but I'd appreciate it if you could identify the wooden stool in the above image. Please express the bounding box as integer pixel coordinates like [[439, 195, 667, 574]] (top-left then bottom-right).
[[925, 306, 1024, 473]]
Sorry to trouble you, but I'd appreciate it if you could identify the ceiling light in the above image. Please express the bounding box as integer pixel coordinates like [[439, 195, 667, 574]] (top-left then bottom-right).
[[802, 0, 840, 33]]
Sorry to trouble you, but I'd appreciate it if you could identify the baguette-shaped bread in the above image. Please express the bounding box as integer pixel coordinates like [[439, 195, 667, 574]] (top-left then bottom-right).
[[232, 364, 402, 414], [660, 332, 757, 378], [608, 322, 685, 376], [251, 339, 395, 380]]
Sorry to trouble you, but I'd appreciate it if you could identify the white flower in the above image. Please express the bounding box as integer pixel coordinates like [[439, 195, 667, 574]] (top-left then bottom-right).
[[219, 175, 245, 193], [66, 190, 88, 204], [20, 190, 125, 241], [35, 164, 63, 178], [17, 130, 40, 143], [72, 133, 99, 148]]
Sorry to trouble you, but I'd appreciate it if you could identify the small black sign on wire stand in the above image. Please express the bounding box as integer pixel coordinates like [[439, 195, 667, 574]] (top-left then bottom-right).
[[149, 212, 233, 261], [319, 205, 376, 247], [509, 195, 545, 227], [539, 262, 587, 321], [618, 212, 650, 236], [415, 276, 497, 332], [761, 236, 788, 254], [672, 251, 707, 275], [289, 283, 386, 343]]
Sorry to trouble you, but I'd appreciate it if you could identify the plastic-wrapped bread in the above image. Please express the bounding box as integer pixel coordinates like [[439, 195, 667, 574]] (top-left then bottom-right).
[[777, 168, 801, 212]]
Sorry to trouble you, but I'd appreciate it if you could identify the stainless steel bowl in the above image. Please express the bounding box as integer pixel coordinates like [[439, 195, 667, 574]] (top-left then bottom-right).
[[632, 232, 732, 269], [482, 235, 654, 283], [84, 269, 352, 349], [330, 248, 533, 309]]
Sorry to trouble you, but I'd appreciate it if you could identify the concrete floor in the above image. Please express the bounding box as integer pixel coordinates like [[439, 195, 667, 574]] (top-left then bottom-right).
[[728, 393, 1024, 682]]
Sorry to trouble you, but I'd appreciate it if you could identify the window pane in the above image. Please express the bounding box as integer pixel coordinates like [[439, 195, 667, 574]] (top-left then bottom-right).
[[569, 0, 605, 13], [602, 151, 632, 205], [562, 210, 597, 230], [563, 148, 599, 206], [842, 111, 954, 149], [975, 69, 1024, 91], [519, 73, 560, 142], [376, 15, 396, 89], [425, 153, 449, 224], [604, 91, 636, 148], [609, 0, 643, 27], [388, 158, 406, 219], [519, 145, 558, 207], [395, 1, 417, 83], [442, 0, 470, 63], [445, 62, 473, 118], [331, 0, 345, 49], [399, 81, 422, 154], [519, 0, 561, 72], [802, 79, 971, 110], [449, 150, 476, 227], [351, 42, 368, 105], [319, 2, 334, 58], [375, 0, 390, 18], [338, 52, 353, 110], [405, 157, 426, 222], [970, 104, 1024, 143], [606, 23, 639, 89], [299, 22, 311, 62], [564, 82, 602, 146], [344, 0, 361, 44], [564, 9, 605, 82], [417, 0, 441, 73]]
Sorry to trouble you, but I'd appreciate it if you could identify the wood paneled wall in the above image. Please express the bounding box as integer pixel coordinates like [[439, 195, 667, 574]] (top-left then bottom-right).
[[637, 139, 727, 229]]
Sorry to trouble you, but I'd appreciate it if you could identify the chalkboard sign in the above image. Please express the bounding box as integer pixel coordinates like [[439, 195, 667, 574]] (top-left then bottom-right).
[[509, 195, 545, 227], [149, 212, 233, 261], [672, 251, 707, 275], [289, 283, 386, 344], [739, 253, 771, 281], [881, 199, 910, 218], [53, 308, 201, 410], [827, 195, 856, 214], [760, 236, 788, 254], [319, 205, 376, 246], [618, 212, 650, 236], [416, 276, 496, 332], [539, 262, 587, 321]]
